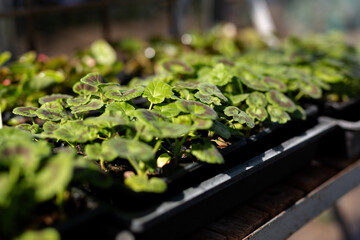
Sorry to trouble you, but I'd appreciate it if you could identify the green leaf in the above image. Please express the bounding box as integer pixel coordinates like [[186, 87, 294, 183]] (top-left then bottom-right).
[[224, 106, 255, 128], [12, 106, 38, 117], [0, 51, 11, 67], [209, 63, 233, 86], [157, 153, 171, 168], [30, 70, 65, 90], [162, 60, 194, 74], [267, 105, 291, 124], [15, 123, 40, 134], [104, 86, 145, 101], [174, 80, 200, 90], [176, 100, 218, 120], [90, 39, 117, 66], [66, 95, 90, 106], [296, 81, 322, 99], [143, 80, 174, 104], [42, 121, 60, 133], [198, 82, 228, 101], [315, 67, 343, 83], [54, 121, 99, 143], [191, 117, 213, 130], [73, 81, 98, 95], [145, 121, 191, 138], [227, 93, 249, 105], [84, 116, 128, 128], [106, 137, 154, 162], [240, 76, 268, 91], [153, 102, 181, 118], [85, 142, 117, 161], [263, 77, 287, 92], [36, 102, 70, 121], [70, 99, 104, 114], [211, 121, 231, 139], [194, 92, 221, 106], [134, 109, 166, 124], [266, 90, 296, 112], [246, 92, 267, 107], [80, 72, 105, 87], [105, 102, 135, 117], [34, 148, 74, 201], [124, 175, 167, 193], [15, 228, 60, 240], [246, 106, 268, 121], [191, 140, 224, 164], [39, 94, 72, 105]]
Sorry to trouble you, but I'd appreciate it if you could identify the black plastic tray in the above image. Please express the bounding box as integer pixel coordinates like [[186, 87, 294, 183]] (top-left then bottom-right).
[[101, 118, 338, 240]]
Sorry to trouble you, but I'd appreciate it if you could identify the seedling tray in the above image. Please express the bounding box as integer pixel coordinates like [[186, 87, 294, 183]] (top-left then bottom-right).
[[99, 118, 337, 240]]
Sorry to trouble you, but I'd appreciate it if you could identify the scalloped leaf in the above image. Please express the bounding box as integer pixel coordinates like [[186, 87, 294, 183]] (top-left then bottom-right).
[[104, 86, 145, 101], [34, 148, 74, 201], [191, 140, 224, 164], [80, 72, 105, 87], [191, 117, 213, 130], [227, 93, 249, 105], [296, 81, 322, 99], [15, 123, 40, 134], [145, 121, 191, 138], [54, 121, 99, 143], [211, 121, 231, 139], [12, 107, 38, 117], [73, 81, 98, 95], [143, 80, 174, 104], [71, 99, 104, 114], [85, 142, 117, 161], [224, 106, 255, 128], [246, 92, 267, 107], [124, 175, 167, 193], [209, 63, 233, 86], [35, 109, 65, 121], [153, 102, 181, 118], [90, 39, 116, 66], [176, 100, 218, 120], [105, 102, 135, 117], [134, 109, 166, 124], [42, 121, 60, 133], [267, 105, 291, 124], [246, 106, 268, 121], [39, 94, 72, 105], [266, 90, 296, 112], [174, 80, 200, 90], [240, 76, 268, 91], [66, 95, 90, 106], [263, 77, 287, 92], [106, 137, 154, 162], [198, 82, 228, 102], [162, 60, 194, 74], [194, 92, 221, 106], [84, 116, 128, 128]]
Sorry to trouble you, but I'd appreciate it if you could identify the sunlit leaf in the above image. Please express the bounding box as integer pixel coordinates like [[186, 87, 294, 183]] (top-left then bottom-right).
[[105, 102, 135, 117], [143, 80, 174, 104], [84, 116, 128, 128], [176, 100, 218, 120], [240, 76, 268, 91], [106, 137, 154, 162], [267, 105, 291, 124], [71, 99, 104, 114], [0, 51, 11, 67], [224, 106, 255, 128], [30, 70, 65, 90], [162, 60, 194, 74], [194, 92, 221, 106], [246, 106, 268, 121], [191, 140, 224, 164], [39, 94, 72, 105], [174, 80, 200, 90], [191, 117, 213, 130], [54, 121, 99, 143], [227, 93, 249, 105], [153, 102, 181, 118], [157, 153, 171, 168], [266, 90, 296, 112], [209, 63, 233, 86], [90, 39, 117, 66], [104, 86, 145, 101], [296, 81, 322, 99], [66, 95, 90, 106], [124, 175, 167, 193], [80, 72, 105, 87], [147, 121, 191, 138], [246, 91, 267, 107], [34, 148, 74, 201], [134, 109, 166, 124], [12, 107, 38, 117]]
